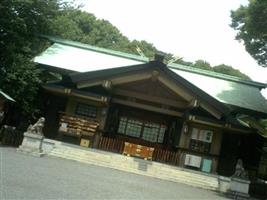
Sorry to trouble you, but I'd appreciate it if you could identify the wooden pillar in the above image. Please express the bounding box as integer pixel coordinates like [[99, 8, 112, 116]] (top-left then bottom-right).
[[93, 107, 108, 148]]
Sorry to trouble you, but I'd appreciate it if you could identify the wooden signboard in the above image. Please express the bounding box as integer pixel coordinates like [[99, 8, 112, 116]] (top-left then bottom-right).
[[123, 142, 154, 160], [58, 114, 99, 138]]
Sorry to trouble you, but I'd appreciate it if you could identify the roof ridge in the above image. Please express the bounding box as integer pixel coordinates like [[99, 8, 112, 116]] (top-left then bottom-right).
[[40, 35, 149, 63], [168, 63, 267, 89]]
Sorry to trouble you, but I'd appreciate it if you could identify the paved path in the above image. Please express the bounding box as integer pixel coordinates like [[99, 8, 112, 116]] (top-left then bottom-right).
[[0, 147, 229, 200]]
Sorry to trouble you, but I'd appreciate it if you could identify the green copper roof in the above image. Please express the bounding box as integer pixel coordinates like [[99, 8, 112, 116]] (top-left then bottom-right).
[[168, 63, 266, 89], [34, 36, 149, 72], [170, 68, 267, 114], [34, 36, 267, 114], [36, 36, 266, 88], [34, 43, 147, 72], [44, 36, 149, 62]]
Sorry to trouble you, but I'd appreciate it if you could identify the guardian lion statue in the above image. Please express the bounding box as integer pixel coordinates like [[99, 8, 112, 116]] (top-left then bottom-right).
[[232, 159, 248, 179], [27, 117, 45, 135]]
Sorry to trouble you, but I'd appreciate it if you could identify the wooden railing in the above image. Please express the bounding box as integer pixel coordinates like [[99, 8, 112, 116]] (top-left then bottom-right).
[[97, 136, 181, 166], [97, 137, 124, 153], [152, 148, 181, 166]]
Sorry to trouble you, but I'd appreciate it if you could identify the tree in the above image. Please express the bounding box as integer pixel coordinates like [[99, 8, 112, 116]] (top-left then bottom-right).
[[0, 0, 61, 115], [1, 56, 42, 113], [49, 8, 157, 58], [175, 59, 193, 66], [49, 7, 251, 79], [231, 0, 267, 67], [192, 60, 213, 71], [213, 64, 251, 80]]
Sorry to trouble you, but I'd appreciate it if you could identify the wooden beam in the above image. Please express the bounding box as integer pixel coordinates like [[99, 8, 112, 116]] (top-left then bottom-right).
[[112, 98, 183, 117], [43, 85, 106, 103], [187, 99, 199, 109], [199, 103, 222, 119], [77, 72, 152, 89], [188, 116, 251, 133], [71, 92, 106, 103], [158, 75, 224, 120], [113, 88, 188, 108], [77, 80, 102, 89], [111, 72, 151, 85], [158, 75, 192, 101]]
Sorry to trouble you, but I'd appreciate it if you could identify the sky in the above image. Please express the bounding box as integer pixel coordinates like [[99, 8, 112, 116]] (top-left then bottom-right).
[[78, 0, 267, 98]]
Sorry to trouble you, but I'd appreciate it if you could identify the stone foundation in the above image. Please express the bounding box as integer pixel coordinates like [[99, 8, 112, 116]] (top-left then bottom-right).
[[17, 132, 44, 157], [228, 177, 250, 199]]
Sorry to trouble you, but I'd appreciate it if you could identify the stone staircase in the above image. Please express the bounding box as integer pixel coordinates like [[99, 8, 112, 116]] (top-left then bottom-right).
[[47, 142, 221, 191]]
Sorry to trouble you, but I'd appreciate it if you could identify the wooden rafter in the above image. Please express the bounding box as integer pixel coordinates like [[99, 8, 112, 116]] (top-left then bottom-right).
[[112, 98, 183, 117], [157, 75, 192, 101], [199, 103, 222, 119], [77, 72, 152, 89], [112, 88, 188, 109]]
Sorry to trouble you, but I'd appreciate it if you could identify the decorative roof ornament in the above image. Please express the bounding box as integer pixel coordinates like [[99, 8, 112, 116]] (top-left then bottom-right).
[[166, 55, 182, 65], [136, 46, 146, 58]]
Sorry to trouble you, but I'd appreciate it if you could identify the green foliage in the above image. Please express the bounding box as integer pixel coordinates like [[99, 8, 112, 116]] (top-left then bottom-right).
[[173, 59, 250, 80], [1, 55, 41, 113], [0, 0, 60, 114], [192, 60, 213, 71], [49, 8, 157, 58], [50, 7, 249, 79], [231, 0, 267, 67], [50, 9, 128, 48], [213, 64, 251, 80], [175, 59, 194, 66]]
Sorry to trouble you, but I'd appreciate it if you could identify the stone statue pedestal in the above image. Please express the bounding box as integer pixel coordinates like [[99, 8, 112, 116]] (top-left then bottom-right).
[[228, 177, 250, 199], [17, 132, 44, 157]]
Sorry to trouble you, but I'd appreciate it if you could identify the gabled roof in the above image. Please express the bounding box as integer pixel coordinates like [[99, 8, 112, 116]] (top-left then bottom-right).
[[34, 36, 148, 72], [169, 65, 267, 115], [69, 61, 232, 119], [169, 63, 266, 89], [34, 37, 267, 115]]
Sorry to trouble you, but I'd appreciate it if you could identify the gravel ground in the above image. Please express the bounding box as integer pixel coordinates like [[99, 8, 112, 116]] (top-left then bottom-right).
[[0, 146, 229, 200]]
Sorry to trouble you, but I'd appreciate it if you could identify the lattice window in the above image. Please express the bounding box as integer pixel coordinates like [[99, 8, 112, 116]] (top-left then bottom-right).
[[118, 117, 127, 134], [158, 126, 166, 143], [190, 140, 211, 153], [142, 123, 160, 142], [117, 117, 166, 143], [75, 103, 97, 118], [190, 127, 213, 153], [125, 119, 142, 137]]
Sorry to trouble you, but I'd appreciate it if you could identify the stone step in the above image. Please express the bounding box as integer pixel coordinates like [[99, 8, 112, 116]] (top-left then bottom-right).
[[49, 145, 221, 190], [52, 153, 111, 166], [50, 148, 219, 183], [50, 151, 217, 190], [49, 149, 219, 190], [49, 151, 110, 167], [51, 155, 217, 186]]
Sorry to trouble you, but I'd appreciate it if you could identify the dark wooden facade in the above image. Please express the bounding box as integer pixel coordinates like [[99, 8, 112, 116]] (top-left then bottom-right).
[[41, 61, 265, 178]]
